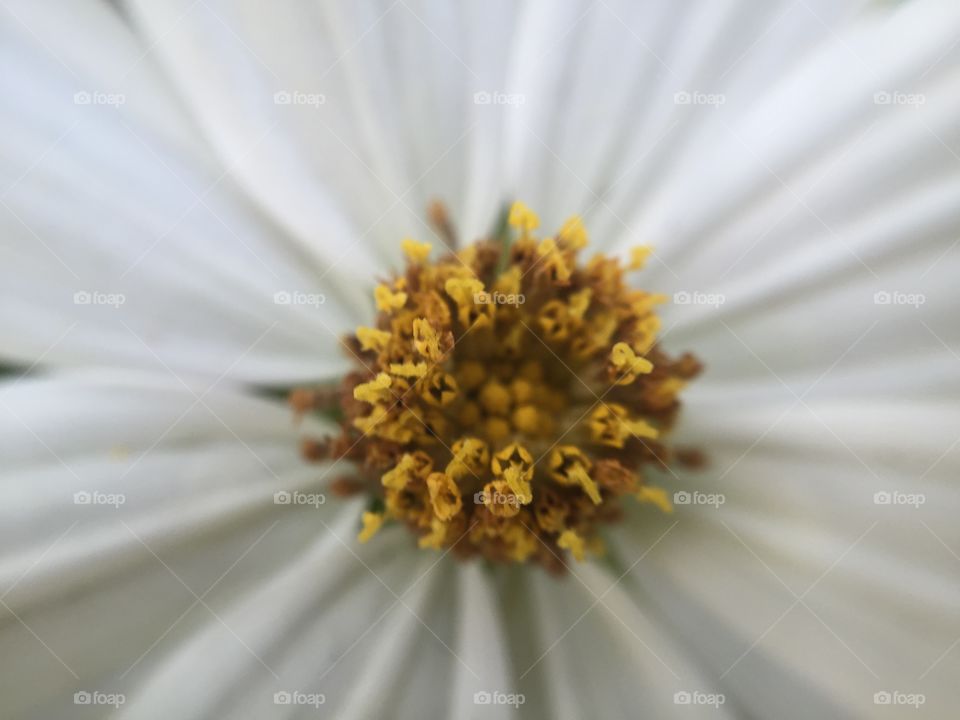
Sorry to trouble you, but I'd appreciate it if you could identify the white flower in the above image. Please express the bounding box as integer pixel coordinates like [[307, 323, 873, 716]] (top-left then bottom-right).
[[1, 1, 959, 718]]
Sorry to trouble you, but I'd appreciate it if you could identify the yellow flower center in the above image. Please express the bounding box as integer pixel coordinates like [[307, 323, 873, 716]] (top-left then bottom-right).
[[293, 201, 701, 572]]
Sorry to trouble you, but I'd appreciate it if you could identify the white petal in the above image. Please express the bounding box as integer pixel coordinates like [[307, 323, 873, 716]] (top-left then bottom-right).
[[502, 0, 868, 239], [0, 1, 367, 383], [120, 0, 514, 263], [502, 563, 736, 719], [632, 0, 960, 383], [0, 369, 355, 718], [611, 398, 960, 718], [448, 564, 516, 720], [118, 523, 468, 719]]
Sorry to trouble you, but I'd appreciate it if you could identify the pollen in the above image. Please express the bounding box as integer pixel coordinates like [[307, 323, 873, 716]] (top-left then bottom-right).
[[294, 202, 701, 572]]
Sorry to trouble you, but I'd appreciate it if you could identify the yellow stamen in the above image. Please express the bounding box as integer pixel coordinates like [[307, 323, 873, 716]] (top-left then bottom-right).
[[536, 237, 572, 284], [558, 529, 586, 562], [538, 300, 571, 342], [557, 215, 588, 250], [353, 373, 392, 404], [412, 318, 444, 361], [567, 288, 592, 320], [358, 512, 385, 543], [382, 451, 433, 490], [628, 245, 654, 270], [588, 404, 659, 448], [628, 291, 669, 316], [418, 517, 449, 549], [635, 485, 674, 514], [610, 342, 654, 385], [493, 265, 523, 296], [549, 446, 602, 504], [420, 371, 458, 407], [508, 201, 539, 232], [481, 479, 521, 518], [426, 472, 462, 521], [630, 314, 661, 355], [446, 437, 490, 480], [444, 277, 490, 327], [375, 284, 407, 312], [356, 327, 392, 353], [389, 362, 428, 378], [401, 238, 432, 263]]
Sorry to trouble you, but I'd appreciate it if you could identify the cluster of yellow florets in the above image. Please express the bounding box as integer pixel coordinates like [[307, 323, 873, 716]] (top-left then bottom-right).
[[294, 202, 701, 571]]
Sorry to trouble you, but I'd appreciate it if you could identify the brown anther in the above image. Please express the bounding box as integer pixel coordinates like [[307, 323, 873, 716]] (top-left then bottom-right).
[[676, 447, 708, 469], [330, 476, 366, 497], [428, 198, 458, 250], [672, 352, 704, 380], [299, 437, 330, 462], [593, 459, 639, 494], [289, 388, 318, 415], [533, 485, 568, 533]]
